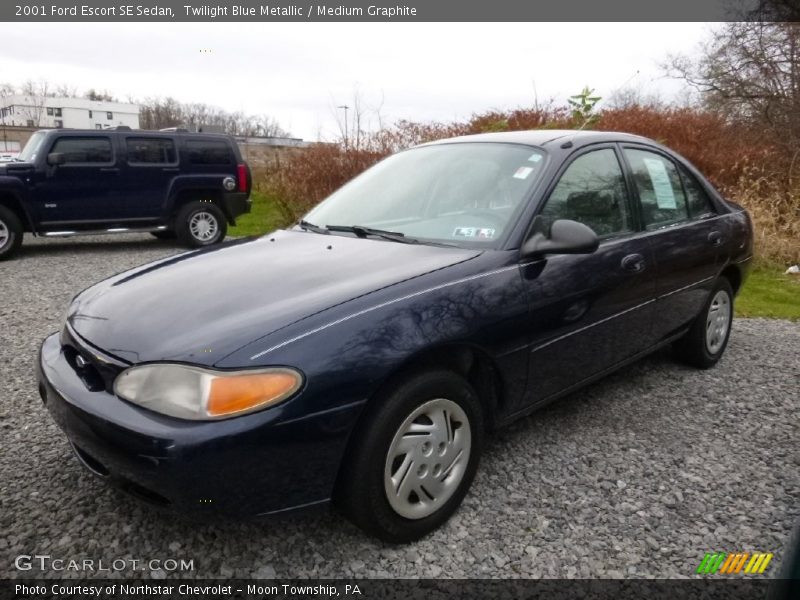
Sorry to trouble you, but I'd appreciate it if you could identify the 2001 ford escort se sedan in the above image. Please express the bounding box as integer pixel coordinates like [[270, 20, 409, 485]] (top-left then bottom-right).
[[38, 130, 753, 542]]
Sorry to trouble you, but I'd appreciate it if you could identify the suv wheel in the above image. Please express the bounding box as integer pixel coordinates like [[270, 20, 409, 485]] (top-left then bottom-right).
[[176, 201, 227, 248], [335, 369, 483, 543], [0, 205, 23, 260]]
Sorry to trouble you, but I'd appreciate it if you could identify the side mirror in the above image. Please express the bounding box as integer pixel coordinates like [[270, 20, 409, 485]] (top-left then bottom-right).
[[47, 152, 66, 166], [522, 218, 599, 259]]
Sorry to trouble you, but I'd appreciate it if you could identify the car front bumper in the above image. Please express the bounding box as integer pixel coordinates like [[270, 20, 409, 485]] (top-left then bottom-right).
[[37, 332, 361, 517]]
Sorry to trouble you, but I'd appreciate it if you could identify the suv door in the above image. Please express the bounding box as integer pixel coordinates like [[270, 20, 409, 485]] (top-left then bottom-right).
[[119, 135, 179, 218], [521, 146, 657, 405], [34, 135, 123, 225], [620, 146, 722, 342]]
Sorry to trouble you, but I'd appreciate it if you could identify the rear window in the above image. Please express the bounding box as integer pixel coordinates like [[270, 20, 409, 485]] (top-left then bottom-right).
[[126, 137, 177, 164], [51, 137, 113, 164], [186, 140, 233, 165]]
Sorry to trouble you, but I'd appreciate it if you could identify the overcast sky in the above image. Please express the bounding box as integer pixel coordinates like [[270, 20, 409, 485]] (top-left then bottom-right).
[[0, 22, 711, 140]]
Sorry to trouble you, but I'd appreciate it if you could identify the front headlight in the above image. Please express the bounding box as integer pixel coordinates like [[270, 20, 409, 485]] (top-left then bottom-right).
[[113, 364, 303, 420]]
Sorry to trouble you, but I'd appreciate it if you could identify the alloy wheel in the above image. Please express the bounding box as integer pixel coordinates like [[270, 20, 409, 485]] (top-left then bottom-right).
[[705, 289, 731, 354], [189, 211, 219, 242]]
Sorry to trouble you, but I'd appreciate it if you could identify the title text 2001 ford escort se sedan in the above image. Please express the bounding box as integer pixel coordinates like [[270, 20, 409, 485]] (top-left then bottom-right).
[[38, 130, 753, 542]]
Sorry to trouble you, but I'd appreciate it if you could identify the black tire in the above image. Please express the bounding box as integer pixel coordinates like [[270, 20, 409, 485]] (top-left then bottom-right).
[[335, 369, 483, 543], [175, 201, 227, 248], [150, 230, 176, 240], [0, 205, 23, 261], [673, 278, 734, 369]]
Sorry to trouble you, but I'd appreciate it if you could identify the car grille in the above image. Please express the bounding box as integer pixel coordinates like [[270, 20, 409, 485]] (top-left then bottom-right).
[[59, 325, 128, 394]]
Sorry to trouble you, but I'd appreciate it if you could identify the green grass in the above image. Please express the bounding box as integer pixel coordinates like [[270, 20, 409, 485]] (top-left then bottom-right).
[[736, 264, 800, 320], [230, 193, 799, 321], [228, 191, 291, 238]]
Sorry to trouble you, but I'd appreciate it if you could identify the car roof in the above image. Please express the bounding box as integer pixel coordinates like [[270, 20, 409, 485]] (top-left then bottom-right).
[[422, 129, 655, 149], [36, 128, 233, 141]]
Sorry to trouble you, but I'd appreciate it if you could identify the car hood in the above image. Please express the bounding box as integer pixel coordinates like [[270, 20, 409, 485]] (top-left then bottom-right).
[[68, 230, 481, 365]]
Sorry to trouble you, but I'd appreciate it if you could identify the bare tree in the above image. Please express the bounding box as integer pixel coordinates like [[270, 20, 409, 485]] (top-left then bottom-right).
[[666, 21, 800, 153], [20, 79, 50, 126]]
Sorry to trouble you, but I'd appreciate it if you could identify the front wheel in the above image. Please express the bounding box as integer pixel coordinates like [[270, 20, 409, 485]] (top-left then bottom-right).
[[673, 278, 734, 369], [0, 205, 23, 261], [176, 201, 227, 248], [335, 370, 483, 543]]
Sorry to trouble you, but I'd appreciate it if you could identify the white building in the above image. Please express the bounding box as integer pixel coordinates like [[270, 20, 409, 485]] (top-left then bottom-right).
[[0, 96, 139, 130]]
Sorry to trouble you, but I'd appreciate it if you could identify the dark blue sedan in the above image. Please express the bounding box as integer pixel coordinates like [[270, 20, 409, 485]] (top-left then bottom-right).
[[38, 130, 753, 542]]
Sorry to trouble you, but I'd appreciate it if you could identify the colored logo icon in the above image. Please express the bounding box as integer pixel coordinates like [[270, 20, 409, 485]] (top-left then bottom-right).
[[697, 552, 773, 574]]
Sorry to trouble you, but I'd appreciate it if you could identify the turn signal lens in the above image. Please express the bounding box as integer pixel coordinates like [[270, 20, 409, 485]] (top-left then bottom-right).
[[207, 371, 301, 416], [114, 364, 302, 420]]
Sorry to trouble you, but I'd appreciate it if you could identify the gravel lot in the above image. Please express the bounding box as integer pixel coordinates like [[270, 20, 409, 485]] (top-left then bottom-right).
[[1, 234, 798, 580]]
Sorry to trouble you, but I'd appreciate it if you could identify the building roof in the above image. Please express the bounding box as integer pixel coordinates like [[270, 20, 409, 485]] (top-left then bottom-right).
[[3, 95, 138, 112]]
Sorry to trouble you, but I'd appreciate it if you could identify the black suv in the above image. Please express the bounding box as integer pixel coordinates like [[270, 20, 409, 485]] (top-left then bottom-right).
[[0, 127, 252, 259]]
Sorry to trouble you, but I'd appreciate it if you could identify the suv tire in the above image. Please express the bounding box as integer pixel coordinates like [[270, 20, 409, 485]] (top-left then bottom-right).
[[176, 201, 227, 248], [0, 205, 23, 260]]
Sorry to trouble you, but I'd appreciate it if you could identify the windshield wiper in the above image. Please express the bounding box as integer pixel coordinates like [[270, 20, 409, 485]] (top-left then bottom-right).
[[325, 225, 419, 244], [298, 220, 330, 235]]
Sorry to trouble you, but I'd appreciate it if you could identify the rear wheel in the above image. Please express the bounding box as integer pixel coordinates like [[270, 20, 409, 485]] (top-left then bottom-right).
[[176, 201, 227, 248], [673, 278, 734, 369], [335, 370, 483, 543], [0, 205, 23, 260]]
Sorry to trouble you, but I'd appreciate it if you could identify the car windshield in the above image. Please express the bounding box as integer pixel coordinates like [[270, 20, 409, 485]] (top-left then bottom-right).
[[18, 131, 46, 162], [303, 142, 547, 247]]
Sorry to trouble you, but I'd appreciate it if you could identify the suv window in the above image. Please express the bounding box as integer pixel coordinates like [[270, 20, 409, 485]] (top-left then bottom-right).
[[51, 137, 113, 164], [540, 148, 632, 237], [679, 164, 716, 218], [126, 137, 177, 164], [624, 148, 689, 229], [186, 140, 233, 165]]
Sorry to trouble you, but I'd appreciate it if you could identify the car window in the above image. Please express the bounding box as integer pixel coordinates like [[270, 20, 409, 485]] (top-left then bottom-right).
[[126, 137, 177, 164], [186, 140, 233, 165], [679, 164, 716, 218], [624, 148, 689, 229], [50, 137, 113, 164], [540, 148, 632, 238]]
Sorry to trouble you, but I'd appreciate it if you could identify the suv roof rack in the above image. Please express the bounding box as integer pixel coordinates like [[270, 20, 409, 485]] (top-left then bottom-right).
[[159, 127, 190, 132], [111, 126, 132, 131]]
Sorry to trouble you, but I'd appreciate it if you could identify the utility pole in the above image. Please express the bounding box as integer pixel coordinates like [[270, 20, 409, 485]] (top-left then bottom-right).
[[338, 104, 349, 150]]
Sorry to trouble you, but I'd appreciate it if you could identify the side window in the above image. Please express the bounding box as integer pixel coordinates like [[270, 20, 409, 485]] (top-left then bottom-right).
[[540, 148, 631, 237], [679, 164, 716, 218], [126, 137, 177, 164], [186, 140, 233, 165], [624, 148, 689, 229], [50, 137, 113, 164]]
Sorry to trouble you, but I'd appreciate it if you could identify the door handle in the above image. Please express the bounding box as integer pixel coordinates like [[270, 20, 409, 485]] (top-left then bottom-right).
[[99, 167, 119, 173], [708, 230, 723, 246], [621, 253, 646, 273]]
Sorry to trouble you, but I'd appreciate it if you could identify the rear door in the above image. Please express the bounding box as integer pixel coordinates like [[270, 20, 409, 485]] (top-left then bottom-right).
[[34, 135, 123, 225], [620, 145, 722, 342], [119, 135, 179, 218], [521, 146, 657, 405]]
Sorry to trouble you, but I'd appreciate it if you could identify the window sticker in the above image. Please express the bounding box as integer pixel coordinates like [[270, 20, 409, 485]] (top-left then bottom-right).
[[643, 157, 677, 209], [513, 166, 533, 179], [453, 227, 477, 238], [453, 227, 495, 239], [528, 154, 542, 162]]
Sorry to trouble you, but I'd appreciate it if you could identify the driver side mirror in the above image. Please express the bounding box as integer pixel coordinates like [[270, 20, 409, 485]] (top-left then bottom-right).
[[521, 217, 599, 259], [47, 152, 66, 166]]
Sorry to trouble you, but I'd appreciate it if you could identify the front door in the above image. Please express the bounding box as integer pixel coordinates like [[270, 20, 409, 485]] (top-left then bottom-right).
[[118, 135, 179, 219], [34, 135, 124, 225], [521, 146, 657, 405]]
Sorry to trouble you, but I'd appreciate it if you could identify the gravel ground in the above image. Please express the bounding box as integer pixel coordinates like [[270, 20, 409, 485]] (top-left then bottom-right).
[[1, 234, 798, 580]]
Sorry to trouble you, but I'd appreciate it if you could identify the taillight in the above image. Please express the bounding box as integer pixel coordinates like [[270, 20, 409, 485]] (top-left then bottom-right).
[[237, 164, 247, 192]]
